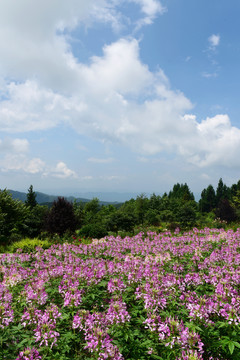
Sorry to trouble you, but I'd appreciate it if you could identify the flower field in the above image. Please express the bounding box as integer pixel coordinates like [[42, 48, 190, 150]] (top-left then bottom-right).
[[1, 228, 240, 359]]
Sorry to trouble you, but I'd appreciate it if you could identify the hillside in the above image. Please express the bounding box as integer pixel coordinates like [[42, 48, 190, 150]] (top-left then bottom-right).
[[8, 189, 121, 207]]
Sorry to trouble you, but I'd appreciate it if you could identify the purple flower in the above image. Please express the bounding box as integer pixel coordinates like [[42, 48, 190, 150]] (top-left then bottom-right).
[[16, 347, 42, 360]]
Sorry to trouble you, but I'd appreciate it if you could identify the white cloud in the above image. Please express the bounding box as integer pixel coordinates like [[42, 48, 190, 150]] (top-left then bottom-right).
[[208, 34, 220, 49], [0, 80, 86, 133], [0, 2, 239, 175], [180, 114, 240, 167], [0, 137, 45, 174], [25, 158, 46, 174], [130, 0, 166, 27], [0, 154, 45, 174], [50, 162, 77, 179], [1, 35, 239, 170], [0, 138, 29, 153]]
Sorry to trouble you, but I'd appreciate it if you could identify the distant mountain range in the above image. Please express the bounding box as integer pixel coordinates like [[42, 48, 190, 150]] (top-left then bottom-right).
[[8, 190, 123, 207]]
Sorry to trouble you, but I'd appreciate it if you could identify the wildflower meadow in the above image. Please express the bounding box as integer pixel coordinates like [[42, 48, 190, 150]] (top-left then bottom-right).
[[1, 228, 240, 359]]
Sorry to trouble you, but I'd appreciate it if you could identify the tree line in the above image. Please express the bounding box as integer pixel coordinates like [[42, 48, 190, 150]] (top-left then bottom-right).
[[1, 178, 240, 244]]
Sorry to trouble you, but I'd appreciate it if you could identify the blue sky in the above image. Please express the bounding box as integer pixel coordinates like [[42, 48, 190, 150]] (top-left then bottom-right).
[[0, 0, 240, 199]]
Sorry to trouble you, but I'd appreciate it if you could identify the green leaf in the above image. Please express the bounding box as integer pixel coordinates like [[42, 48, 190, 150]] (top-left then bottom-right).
[[233, 341, 240, 349], [98, 280, 108, 287], [228, 341, 235, 355]]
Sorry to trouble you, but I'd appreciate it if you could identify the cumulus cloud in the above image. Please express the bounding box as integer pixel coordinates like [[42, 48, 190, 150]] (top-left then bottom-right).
[[49, 162, 77, 179], [0, 138, 29, 153], [208, 34, 220, 49], [0, 80, 86, 132], [0, 1, 238, 174], [180, 114, 240, 167], [130, 0, 166, 27], [0, 137, 45, 174], [0, 154, 45, 174]]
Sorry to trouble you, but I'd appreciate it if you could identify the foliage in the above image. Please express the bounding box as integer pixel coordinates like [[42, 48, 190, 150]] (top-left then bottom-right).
[[4, 177, 240, 242], [44, 197, 77, 236], [22, 205, 48, 238], [77, 223, 108, 238], [2, 228, 240, 359], [168, 183, 194, 201], [7, 237, 52, 253], [106, 210, 136, 233], [216, 177, 230, 205], [175, 201, 197, 228], [25, 185, 37, 209], [135, 193, 149, 225], [215, 198, 237, 222], [0, 189, 27, 244], [199, 185, 216, 213]]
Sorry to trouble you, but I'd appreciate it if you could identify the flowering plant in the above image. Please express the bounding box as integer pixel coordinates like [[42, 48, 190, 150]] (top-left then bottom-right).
[[1, 228, 240, 359]]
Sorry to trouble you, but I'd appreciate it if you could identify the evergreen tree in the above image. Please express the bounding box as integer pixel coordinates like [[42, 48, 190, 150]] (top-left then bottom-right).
[[149, 193, 162, 211], [168, 183, 194, 201], [230, 180, 240, 199], [216, 178, 230, 204], [25, 185, 37, 209], [199, 185, 216, 212], [135, 193, 149, 225], [44, 197, 77, 236]]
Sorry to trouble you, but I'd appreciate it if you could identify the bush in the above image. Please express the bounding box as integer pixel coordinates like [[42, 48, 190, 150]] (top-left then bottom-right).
[[215, 198, 237, 222], [106, 211, 136, 233], [78, 223, 108, 239], [8, 237, 52, 253], [44, 197, 77, 236], [0, 189, 27, 245]]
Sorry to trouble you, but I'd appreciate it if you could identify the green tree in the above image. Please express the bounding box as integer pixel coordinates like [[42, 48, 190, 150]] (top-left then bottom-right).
[[83, 198, 101, 224], [44, 197, 77, 236], [145, 208, 160, 226], [135, 193, 149, 225], [175, 201, 197, 229], [25, 185, 37, 209], [168, 183, 194, 201], [230, 180, 240, 199], [216, 178, 230, 204], [23, 204, 48, 238], [149, 193, 162, 211], [199, 185, 216, 213], [232, 189, 240, 209], [73, 200, 85, 228], [215, 198, 237, 222], [106, 210, 136, 233], [0, 189, 26, 243]]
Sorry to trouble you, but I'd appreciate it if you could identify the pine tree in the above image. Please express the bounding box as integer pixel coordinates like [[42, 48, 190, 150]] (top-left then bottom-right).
[[199, 185, 216, 212], [25, 185, 37, 209], [216, 178, 230, 205]]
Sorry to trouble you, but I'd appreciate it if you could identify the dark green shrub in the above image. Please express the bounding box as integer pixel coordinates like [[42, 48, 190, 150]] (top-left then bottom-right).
[[0, 189, 27, 245], [78, 223, 108, 239], [106, 211, 136, 233], [44, 197, 77, 236], [215, 198, 237, 222]]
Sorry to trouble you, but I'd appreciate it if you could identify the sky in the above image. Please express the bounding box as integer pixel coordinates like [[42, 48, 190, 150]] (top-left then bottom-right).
[[0, 0, 240, 200]]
